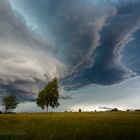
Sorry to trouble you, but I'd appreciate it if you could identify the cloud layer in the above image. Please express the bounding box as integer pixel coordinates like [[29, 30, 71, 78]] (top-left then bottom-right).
[[0, 0, 140, 101], [0, 0, 67, 101]]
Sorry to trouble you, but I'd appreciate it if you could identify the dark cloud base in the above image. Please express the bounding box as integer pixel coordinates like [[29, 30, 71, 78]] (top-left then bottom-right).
[[61, 0, 140, 90], [122, 29, 140, 74]]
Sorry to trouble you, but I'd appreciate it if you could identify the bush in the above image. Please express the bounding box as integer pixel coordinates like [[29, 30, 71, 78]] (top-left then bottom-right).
[[111, 108, 119, 112]]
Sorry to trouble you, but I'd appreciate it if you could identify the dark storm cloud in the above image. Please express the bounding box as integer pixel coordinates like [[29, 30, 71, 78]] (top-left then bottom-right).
[[0, 0, 52, 50], [61, 0, 140, 89], [13, 0, 116, 70], [1, 0, 140, 101], [0, 0, 67, 101], [122, 29, 140, 74], [0, 81, 34, 102]]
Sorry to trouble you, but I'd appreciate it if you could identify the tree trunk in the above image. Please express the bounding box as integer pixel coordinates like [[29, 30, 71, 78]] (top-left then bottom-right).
[[5, 110, 7, 114], [46, 106, 48, 112], [5, 107, 7, 114]]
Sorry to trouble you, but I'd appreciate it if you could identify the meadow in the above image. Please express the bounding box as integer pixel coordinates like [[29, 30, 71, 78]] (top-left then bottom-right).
[[0, 112, 140, 140]]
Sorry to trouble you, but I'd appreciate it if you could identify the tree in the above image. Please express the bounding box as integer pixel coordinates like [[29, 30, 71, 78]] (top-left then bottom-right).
[[2, 95, 18, 113], [79, 109, 82, 112], [36, 78, 60, 112], [36, 90, 46, 110]]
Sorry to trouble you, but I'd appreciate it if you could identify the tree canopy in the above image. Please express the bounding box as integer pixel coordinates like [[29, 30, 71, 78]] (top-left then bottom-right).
[[2, 95, 18, 113], [36, 78, 59, 112]]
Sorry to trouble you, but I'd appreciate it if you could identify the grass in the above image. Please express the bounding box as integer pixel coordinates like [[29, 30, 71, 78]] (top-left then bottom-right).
[[0, 112, 140, 140]]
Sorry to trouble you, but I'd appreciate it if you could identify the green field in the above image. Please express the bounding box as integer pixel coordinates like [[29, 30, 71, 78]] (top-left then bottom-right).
[[0, 112, 140, 140]]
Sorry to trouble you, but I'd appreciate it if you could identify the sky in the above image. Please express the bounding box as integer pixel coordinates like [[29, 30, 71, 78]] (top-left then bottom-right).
[[0, 0, 140, 112]]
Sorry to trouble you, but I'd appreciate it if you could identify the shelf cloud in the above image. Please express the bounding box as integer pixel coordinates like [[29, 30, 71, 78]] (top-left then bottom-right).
[[0, 0, 140, 102]]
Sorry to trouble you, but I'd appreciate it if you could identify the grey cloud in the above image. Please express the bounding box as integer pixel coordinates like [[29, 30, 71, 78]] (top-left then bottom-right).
[[1, 0, 140, 102], [59, 94, 73, 100], [0, 0, 67, 101], [13, 0, 117, 72], [61, 0, 140, 89], [99, 107, 112, 110], [0, 0, 44, 49]]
